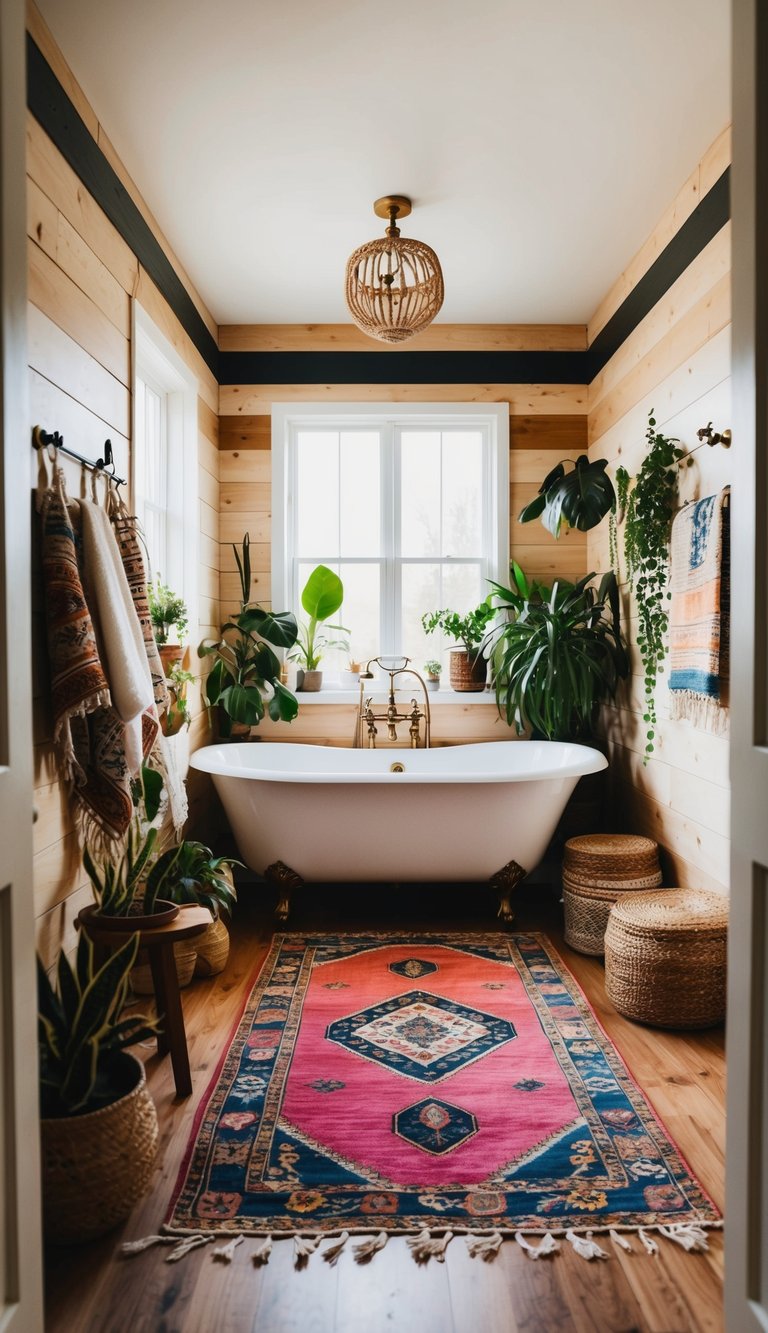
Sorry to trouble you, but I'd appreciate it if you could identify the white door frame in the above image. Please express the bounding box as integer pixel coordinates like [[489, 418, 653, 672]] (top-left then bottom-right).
[[0, 0, 45, 1327], [725, 1, 768, 1328]]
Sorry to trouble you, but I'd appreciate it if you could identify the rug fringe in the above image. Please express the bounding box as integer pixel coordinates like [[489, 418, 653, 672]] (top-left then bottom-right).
[[293, 1234, 322, 1267], [514, 1230, 559, 1259], [212, 1235, 243, 1264], [406, 1229, 453, 1264], [322, 1231, 350, 1266], [251, 1236, 272, 1266], [638, 1228, 660, 1255], [609, 1229, 634, 1253], [466, 1231, 504, 1261], [566, 1229, 609, 1261], [353, 1230, 388, 1263], [657, 1223, 710, 1252]]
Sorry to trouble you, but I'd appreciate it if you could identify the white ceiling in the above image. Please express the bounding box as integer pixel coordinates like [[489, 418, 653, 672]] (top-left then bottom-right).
[[37, 0, 730, 328]]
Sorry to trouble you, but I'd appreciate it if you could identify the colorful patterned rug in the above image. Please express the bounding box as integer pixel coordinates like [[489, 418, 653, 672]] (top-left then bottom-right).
[[164, 933, 721, 1261]]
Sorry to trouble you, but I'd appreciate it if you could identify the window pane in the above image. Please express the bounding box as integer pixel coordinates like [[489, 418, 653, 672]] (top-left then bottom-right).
[[442, 431, 483, 556], [400, 431, 441, 557], [340, 431, 380, 556], [297, 560, 380, 678], [443, 562, 486, 618], [296, 431, 339, 557], [401, 562, 441, 668]]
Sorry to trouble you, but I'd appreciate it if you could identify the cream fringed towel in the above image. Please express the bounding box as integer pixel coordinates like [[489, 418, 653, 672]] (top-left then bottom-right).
[[78, 499, 156, 772], [668, 490, 730, 733]]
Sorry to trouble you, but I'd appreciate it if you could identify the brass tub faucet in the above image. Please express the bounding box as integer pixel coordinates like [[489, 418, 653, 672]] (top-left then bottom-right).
[[354, 656, 431, 748]]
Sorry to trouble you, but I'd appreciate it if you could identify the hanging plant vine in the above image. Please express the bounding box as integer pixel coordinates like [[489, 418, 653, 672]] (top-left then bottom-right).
[[613, 412, 684, 758]]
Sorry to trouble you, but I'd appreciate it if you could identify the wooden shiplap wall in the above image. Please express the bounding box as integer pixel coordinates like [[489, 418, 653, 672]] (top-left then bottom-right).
[[217, 353, 591, 744], [26, 1, 220, 967], [587, 126, 732, 896]]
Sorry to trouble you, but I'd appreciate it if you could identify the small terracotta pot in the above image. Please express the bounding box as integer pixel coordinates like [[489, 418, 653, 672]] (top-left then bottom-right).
[[158, 643, 184, 675], [448, 649, 487, 692]]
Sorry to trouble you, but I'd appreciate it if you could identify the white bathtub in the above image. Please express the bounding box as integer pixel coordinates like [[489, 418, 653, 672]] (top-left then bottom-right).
[[190, 741, 606, 918]]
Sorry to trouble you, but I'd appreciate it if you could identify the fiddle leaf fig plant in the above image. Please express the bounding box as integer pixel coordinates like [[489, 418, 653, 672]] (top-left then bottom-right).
[[289, 565, 350, 671], [199, 533, 299, 735], [612, 411, 685, 758], [519, 455, 616, 537]]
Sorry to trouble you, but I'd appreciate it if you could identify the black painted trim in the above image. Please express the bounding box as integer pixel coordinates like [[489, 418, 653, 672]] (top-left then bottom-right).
[[586, 168, 731, 380], [26, 32, 729, 389], [26, 35, 219, 378], [218, 349, 589, 385]]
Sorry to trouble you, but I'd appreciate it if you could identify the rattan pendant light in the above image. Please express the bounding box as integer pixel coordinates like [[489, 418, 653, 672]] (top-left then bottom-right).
[[345, 195, 444, 343]]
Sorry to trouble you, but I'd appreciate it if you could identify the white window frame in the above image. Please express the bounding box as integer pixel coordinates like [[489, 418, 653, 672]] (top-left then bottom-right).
[[272, 403, 509, 664], [132, 302, 199, 649]]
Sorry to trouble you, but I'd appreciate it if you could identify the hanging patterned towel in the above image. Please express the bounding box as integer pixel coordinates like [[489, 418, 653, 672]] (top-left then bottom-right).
[[40, 472, 133, 845], [668, 489, 730, 732], [110, 507, 171, 714]]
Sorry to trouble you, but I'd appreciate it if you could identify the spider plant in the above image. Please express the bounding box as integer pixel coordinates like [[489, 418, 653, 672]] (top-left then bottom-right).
[[486, 563, 629, 741]]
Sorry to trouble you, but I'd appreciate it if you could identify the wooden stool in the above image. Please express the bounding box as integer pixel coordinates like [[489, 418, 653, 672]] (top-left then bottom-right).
[[562, 834, 662, 955], [604, 888, 728, 1029], [78, 904, 212, 1097]]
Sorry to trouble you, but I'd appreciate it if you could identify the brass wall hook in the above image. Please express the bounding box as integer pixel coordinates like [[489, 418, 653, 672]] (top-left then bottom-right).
[[696, 422, 732, 448]]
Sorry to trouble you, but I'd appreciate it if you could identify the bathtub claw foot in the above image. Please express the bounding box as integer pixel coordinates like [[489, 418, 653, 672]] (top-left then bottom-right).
[[265, 861, 304, 921], [490, 860, 527, 929]]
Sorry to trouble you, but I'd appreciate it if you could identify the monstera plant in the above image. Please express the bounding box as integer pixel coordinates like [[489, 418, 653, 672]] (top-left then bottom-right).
[[199, 533, 299, 735], [518, 455, 616, 537]]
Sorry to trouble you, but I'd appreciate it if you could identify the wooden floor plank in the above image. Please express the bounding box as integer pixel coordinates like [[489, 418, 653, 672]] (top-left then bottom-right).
[[44, 882, 724, 1333]]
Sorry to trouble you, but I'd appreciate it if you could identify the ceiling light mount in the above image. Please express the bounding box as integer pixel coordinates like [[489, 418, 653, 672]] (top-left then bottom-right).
[[345, 195, 444, 344]]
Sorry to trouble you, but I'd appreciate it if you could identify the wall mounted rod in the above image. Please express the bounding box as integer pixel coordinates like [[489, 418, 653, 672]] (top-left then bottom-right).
[[32, 425, 126, 486]]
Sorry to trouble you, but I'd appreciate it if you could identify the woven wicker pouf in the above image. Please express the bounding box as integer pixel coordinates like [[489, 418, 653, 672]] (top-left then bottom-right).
[[604, 888, 728, 1029], [562, 834, 663, 956]]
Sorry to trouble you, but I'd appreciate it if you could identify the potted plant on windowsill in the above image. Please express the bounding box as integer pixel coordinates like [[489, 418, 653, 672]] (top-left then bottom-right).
[[421, 600, 495, 692], [199, 533, 299, 738], [148, 578, 188, 675], [424, 660, 442, 692], [289, 565, 350, 692], [38, 932, 159, 1243]]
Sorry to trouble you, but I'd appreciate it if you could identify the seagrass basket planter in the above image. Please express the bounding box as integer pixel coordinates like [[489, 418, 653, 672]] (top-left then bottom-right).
[[448, 649, 487, 692], [604, 887, 728, 1029], [40, 1052, 158, 1244], [562, 834, 663, 955], [194, 915, 231, 977], [131, 939, 197, 994]]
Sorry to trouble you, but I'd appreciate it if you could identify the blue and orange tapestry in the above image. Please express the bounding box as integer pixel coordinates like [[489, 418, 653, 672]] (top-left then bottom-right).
[[165, 933, 721, 1254], [669, 490, 730, 732]]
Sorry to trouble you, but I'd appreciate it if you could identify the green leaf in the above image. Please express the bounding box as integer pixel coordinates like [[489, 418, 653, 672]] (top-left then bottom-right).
[[238, 607, 298, 649], [300, 565, 344, 622], [268, 680, 300, 722], [140, 765, 163, 823]]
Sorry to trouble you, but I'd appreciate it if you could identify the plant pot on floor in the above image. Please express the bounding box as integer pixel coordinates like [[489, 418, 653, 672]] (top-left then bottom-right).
[[40, 1051, 158, 1244], [449, 649, 487, 692], [194, 916, 231, 977]]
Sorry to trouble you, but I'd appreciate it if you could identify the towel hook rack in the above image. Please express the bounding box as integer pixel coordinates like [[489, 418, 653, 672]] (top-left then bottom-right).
[[696, 422, 732, 449], [32, 425, 127, 487]]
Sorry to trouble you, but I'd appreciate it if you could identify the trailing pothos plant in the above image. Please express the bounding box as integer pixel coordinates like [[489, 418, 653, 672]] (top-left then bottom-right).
[[485, 562, 629, 741], [611, 412, 684, 758], [199, 533, 299, 736], [518, 455, 616, 537]]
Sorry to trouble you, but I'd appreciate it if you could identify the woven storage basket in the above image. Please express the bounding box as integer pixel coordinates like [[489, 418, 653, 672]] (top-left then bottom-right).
[[40, 1052, 158, 1243], [194, 916, 231, 977], [131, 939, 198, 995], [604, 887, 728, 1029], [562, 834, 662, 955]]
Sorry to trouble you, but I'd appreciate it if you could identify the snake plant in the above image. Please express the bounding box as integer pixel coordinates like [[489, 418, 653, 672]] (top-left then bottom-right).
[[38, 932, 156, 1116], [83, 765, 179, 916]]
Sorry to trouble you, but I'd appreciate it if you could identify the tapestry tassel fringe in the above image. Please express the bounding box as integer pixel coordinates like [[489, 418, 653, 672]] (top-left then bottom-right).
[[120, 1235, 176, 1256], [251, 1236, 272, 1266], [566, 1229, 609, 1261], [657, 1223, 710, 1252], [322, 1231, 350, 1266], [212, 1235, 243, 1264], [353, 1230, 388, 1262], [166, 1235, 215, 1263], [407, 1229, 454, 1264], [638, 1228, 660, 1256], [609, 1229, 634, 1253], [293, 1234, 322, 1267], [514, 1231, 559, 1260], [466, 1231, 504, 1261]]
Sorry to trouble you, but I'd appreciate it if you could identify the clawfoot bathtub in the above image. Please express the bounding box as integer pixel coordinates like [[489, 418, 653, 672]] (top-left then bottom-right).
[[189, 741, 607, 924]]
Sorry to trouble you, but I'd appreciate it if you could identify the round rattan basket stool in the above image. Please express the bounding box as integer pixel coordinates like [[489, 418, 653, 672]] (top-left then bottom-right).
[[604, 888, 728, 1029], [562, 834, 663, 955]]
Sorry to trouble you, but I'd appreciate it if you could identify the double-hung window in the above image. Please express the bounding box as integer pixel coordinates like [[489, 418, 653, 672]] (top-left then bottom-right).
[[272, 404, 508, 680]]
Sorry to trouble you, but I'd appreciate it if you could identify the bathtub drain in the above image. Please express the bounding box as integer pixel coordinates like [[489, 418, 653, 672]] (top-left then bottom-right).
[[390, 762, 405, 773]]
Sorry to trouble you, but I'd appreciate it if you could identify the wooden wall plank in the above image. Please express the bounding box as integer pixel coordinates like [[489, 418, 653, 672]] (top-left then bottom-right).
[[29, 368, 129, 479], [219, 384, 589, 415], [28, 236, 130, 384], [219, 324, 588, 353], [219, 415, 271, 450], [27, 302, 130, 436], [135, 267, 217, 413], [508, 414, 587, 452], [26, 0, 99, 138]]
